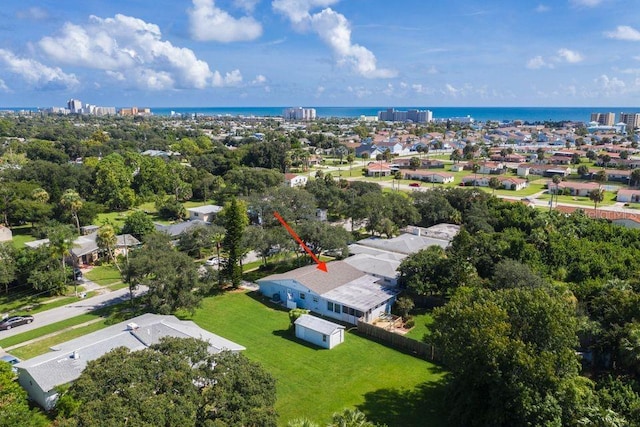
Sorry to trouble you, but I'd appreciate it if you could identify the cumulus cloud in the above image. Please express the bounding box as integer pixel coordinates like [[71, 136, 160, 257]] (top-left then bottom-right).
[[38, 14, 237, 90], [272, 0, 396, 78], [557, 48, 583, 63], [188, 0, 262, 42], [0, 79, 8, 91], [251, 74, 267, 84], [595, 74, 626, 94], [605, 25, 640, 41], [526, 55, 551, 69], [535, 4, 550, 12], [0, 49, 78, 90], [234, 0, 260, 13], [212, 69, 243, 86]]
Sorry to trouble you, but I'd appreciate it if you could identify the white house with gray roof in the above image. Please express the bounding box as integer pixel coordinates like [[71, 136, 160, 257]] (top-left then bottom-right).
[[15, 313, 244, 410], [257, 261, 397, 325], [187, 205, 223, 223], [294, 314, 344, 349]]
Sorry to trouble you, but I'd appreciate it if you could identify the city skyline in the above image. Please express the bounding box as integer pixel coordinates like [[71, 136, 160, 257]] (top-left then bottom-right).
[[1, 0, 640, 108]]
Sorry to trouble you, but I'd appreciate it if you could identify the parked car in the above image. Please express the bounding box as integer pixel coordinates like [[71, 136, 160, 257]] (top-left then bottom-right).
[[0, 315, 34, 331], [409, 182, 421, 187], [205, 257, 221, 266]]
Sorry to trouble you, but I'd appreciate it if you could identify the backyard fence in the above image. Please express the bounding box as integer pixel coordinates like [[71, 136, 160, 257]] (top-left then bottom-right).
[[356, 320, 438, 361]]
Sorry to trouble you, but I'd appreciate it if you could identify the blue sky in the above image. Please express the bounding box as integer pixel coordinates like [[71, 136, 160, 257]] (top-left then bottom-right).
[[1, 0, 639, 107]]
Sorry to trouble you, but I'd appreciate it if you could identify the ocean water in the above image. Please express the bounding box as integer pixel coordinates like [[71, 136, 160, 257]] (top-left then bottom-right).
[[5, 106, 640, 123], [151, 106, 640, 123]]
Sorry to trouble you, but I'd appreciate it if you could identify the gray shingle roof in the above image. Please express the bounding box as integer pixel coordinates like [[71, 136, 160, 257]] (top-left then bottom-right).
[[342, 253, 401, 280], [295, 314, 344, 335], [322, 279, 399, 312], [155, 220, 208, 237], [258, 261, 366, 295]]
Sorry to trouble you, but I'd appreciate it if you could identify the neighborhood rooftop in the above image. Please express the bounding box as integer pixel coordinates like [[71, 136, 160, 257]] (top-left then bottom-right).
[[259, 261, 367, 295]]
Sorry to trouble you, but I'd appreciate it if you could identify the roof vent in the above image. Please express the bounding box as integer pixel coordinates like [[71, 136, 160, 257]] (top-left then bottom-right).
[[127, 322, 139, 331]]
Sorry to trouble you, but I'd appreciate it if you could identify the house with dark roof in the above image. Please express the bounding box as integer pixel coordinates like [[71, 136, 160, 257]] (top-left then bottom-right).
[[155, 219, 208, 239], [15, 313, 245, 410], [257, 261, 398, 325]]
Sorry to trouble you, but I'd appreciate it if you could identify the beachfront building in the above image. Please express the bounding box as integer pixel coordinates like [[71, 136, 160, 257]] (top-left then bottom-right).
[[591, 112, 615, 126], [378, 108, 432, 123], [283, 107, 316, 121]]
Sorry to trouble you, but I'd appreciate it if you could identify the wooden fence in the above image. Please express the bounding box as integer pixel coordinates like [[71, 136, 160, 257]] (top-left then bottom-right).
[[356, 320, 438, 361]]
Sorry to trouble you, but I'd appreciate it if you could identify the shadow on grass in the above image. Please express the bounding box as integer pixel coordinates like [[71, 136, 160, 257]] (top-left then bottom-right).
[[357, 379, 450, 427], [244, 290, 290, 313], [272, 328, 323, 351]]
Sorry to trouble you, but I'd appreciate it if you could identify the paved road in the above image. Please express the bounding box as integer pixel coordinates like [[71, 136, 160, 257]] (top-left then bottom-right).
[[0, 286, 147, 340]]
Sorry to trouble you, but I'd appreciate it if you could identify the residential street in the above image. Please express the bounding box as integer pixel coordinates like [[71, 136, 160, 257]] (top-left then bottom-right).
[[0, 286, 147, 340]]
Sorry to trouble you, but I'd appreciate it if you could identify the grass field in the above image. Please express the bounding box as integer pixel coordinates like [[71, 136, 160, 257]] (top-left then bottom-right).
[[182, 291, 446, 427], [404, 309, 435, 342], [84, 265, 122, 286]]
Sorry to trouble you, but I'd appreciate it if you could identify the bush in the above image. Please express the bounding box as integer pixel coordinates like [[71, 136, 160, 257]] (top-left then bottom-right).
[[404, 317, 415, 329]]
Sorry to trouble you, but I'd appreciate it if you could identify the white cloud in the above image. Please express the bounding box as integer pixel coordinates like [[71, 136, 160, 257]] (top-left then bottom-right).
[[234, 0, 260, 13], [0, 49, 78, 90], [251, 74, 267, 85], [595, 74, 626, 94], [605, 26, 640, 41], [188, 0, 262, 42], [347, 85, 372, 98], [571, 0, 604, 7], [16, 7, 49, 20], [535, 4, 550, 12], [39, 14, 238, 90], [272, 0, 339, 25], [444, 84, 461, 96], [212, 69, 243, 86], [0, 79, 8, 92], [557, 48, 583, 63], [526, 55, 549, 69], [273, 1, 395, 78], [316, 85, 325, 96]]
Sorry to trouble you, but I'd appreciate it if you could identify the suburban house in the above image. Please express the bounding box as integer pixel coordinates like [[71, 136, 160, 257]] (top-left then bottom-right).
[[155, 219, 209, 239], [284, 173, 308, 188], [365, 162, 393, 177], [478, 161, 506, 175], [461, 175, 491, 187], [24, 232, 140, 267], [551, 181, 601, 197], [294, 314, 345, 349], [349, 224, 459, 256], [0, 225, 12, 242], [499, 177, 528, 191], [342, 253, 401, 286], [15, 313, 245, 410], [187, 205, 223, 223], [402, 170, 454, 184], [616, 189, 640, 203], [257, 261, 398, 325]]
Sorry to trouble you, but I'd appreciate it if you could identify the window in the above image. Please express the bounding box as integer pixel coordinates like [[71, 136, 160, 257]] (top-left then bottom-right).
[[313, 296, 318, 303], [334, 304, 340, 313], [322, 334, 327, 342], [193, 212, 199, 217], [300, 293, 305, 300], [327, 302, 334, 311]]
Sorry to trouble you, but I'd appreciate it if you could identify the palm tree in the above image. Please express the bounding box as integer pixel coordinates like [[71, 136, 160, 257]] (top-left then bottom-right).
[[488, 177, 501, 195], [551, 175, 561, 212], [328, 409, 376, 427], [60, 189, 84, 235], [31, 187, 49, 203], [211, 230, 225, 288], [97, 224, 121, 274], [589, 188, 605, 217], [287, 419, 319, 427], [48, 225, 75, 295]]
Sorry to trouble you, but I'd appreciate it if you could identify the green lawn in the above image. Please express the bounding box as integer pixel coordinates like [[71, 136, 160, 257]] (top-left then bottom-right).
[[84, 265, 122, 286], [9, 225, 37, 249], [182, 292, 446, 427], [404, 309, 435, 342]]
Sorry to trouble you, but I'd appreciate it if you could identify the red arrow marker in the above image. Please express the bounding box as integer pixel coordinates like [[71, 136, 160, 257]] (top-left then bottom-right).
[[273, 212, 328, 272]]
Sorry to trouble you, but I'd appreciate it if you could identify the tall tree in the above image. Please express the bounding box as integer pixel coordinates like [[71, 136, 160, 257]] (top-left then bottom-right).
[[221, 198, 249, 288], [47, 224, 76, 295], [121, 211, 156, 241], [60, 189, 84, 234], [57, 338, 277, 427], [0, 242, 16, 294], [96, 223, 121, 273], [0, 363, 49, 427], [126, 232, 201, 313]]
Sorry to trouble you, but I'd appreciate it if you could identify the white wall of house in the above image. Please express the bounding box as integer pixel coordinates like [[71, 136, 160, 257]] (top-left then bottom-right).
[[295, 324, 344, 349], [17, 370, 59, 410]]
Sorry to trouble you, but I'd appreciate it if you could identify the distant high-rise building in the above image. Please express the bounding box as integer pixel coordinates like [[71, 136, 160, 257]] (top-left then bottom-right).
[[283, 107, 316, 120], [377, 108, 432, 123], [620, 112, 640, 129], [67, 99, 82, 114], [590, 112, 615, 126]]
